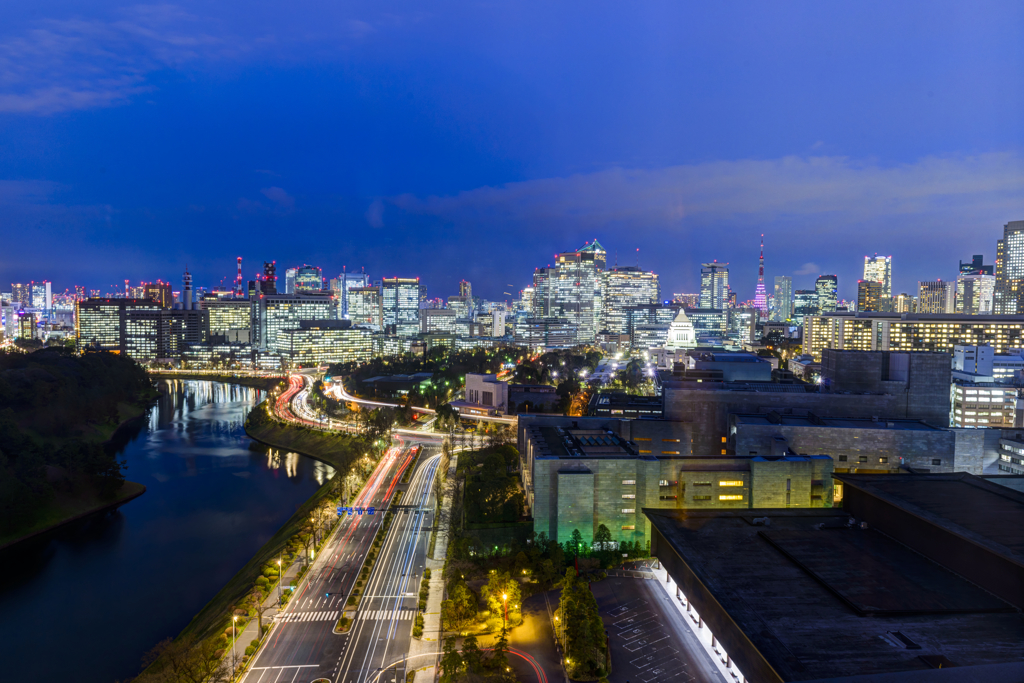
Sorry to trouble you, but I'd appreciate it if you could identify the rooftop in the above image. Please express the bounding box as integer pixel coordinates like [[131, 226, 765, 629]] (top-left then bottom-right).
[[733, 414, 941, 431], [645, 507, 1024, 681]]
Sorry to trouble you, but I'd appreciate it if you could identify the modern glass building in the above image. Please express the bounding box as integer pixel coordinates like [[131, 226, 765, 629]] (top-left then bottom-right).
[[382, 277, 421, 336], [772, 275, 793, 322], [279, 322, 374, 366], [699, 262, 730, 309], [601, 266, 660, 335], [75, 298, 163, 353], [256, 293, 336, 352]]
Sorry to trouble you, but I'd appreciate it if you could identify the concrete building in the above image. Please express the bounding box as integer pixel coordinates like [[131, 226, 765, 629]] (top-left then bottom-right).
[[450, 373, 509, 416], [255, 293, 336, 353], [857, 279, 884, 312], [519, 415, 835, 543], [646, 472, 1024, 683], [994, 219, 1024, 314], [513, 317, 578, 348], [76, 298, 163, 353], [203, 297, 252, 344], [278, 321, 373, 366], [804, 311, 1024, 358], [951, 384, 1021, 429], [917, 280, 956, 313], [420, 308, 457, 334]]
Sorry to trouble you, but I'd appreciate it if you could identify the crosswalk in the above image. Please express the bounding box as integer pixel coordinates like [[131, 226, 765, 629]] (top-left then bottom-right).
[[277, 610, 340, 623], [359, 609, 417, 621]]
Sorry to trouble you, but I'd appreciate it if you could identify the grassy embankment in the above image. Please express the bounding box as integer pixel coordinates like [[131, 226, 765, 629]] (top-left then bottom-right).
[[148, 371, 284, 392]]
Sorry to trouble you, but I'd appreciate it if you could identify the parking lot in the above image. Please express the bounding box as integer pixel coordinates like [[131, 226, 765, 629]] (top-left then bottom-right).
[[593, 575, 727, 683]]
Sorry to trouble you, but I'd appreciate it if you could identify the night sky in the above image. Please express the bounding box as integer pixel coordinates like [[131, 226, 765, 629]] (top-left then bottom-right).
[[1, 1, 1021, 302]]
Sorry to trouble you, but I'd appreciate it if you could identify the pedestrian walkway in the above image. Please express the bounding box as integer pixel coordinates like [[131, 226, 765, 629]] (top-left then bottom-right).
[[356, 609, 417, 621], [275, 610, 341, 623], [406, 453, 458, 682]]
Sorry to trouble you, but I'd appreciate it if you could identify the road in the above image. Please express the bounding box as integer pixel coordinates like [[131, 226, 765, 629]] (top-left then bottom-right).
[[241, 441, 416, 683], [335, 451, 441, 683]]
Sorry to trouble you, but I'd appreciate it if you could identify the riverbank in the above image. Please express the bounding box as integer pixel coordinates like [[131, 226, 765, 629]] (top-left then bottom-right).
[[149, 371, 284, 392], [0, 480, 147, 551], [245, 417, 367, 471]]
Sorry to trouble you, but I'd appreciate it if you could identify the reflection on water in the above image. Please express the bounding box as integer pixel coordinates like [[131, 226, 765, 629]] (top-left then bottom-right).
[[0, 380, 331, 683]]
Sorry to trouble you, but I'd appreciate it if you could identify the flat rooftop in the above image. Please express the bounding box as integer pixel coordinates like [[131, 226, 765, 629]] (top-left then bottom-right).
[[646, 508, 1024, 681], [835, 472, 1024, 562], [733, 414, 941, 431]]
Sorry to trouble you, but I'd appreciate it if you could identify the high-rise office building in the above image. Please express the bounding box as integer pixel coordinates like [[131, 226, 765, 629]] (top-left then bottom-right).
[[143, 281, 173, 308], [203, 297, 253, 343], [76, 298, 164, 353], [863, 254, 892, 300], [995, 220, 1024, 314], [294, 265, 323, 293], [752, 236, 768, 314], [284, 268, 297, 294], [520, 287, 536, 314], [792, 290, 818, 325], [382, 277, 421, 336], [11, 283, 30, 306], [699, 262, 730, 309], [601, 266, 660, 334], [329, 271, 371, 319], [956, 272, 996, 315], [960, 254, 993, 276], [917, 281, 956, 314], [772, 276, 793, 322], [815, 275, 838, 314], [255, 293, 336, 352], [459, 280, 472, 299], [892, 293, 916, 313], [532, 241, 606, 343], [30, 281, 52, 310], [672, 293, 700, 309], [857, 280, 884, 312], [348, 286, 383, 329]]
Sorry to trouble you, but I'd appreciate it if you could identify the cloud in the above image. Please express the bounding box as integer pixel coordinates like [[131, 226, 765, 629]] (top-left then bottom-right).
[[260, 186, 294, 209], [0, 6, 238, 114], [389, 152, 1024, 240], [365, 198, 385, 228], [793, 262, 821, 276]]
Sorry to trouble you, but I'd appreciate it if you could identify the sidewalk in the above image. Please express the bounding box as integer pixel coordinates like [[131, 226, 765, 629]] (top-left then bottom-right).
[[407, 453, 458, 682]]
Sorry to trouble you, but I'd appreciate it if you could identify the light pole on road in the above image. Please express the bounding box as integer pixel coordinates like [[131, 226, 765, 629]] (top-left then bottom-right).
[[231, 615, 237, 678]]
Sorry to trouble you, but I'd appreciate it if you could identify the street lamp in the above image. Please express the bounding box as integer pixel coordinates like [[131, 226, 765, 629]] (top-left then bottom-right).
[[277, 557, 282, 604], [502, 593, 508, 631], [231, 615, 238, 676]]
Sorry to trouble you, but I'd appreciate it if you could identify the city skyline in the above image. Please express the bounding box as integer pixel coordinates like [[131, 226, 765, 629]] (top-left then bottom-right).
[[1, 2, 1021, 300]]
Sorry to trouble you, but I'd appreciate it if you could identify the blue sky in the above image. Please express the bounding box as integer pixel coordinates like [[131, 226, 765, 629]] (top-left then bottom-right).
[[1, 1, 1022, 301]]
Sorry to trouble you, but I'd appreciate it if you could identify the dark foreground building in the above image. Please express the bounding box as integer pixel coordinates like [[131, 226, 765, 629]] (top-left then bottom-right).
[[644, 472, 1024, 682]]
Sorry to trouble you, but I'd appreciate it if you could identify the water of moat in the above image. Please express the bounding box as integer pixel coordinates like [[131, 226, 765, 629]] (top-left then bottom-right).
[[0, 380, 333, 683]]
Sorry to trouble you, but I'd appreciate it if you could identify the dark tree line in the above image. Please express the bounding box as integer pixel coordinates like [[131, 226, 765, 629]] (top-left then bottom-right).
[[0, 349, 155, 535]]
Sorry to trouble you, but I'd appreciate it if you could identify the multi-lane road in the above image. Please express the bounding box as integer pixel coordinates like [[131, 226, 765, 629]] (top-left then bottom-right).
[[244, 374, 442, 683]]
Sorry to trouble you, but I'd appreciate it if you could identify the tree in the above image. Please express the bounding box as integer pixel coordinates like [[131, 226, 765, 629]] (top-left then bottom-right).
[[462, 634, 483, 675], [439, 636, 463, 683], [248, 587, 269, 638], [139, 633, 229, 683], [481, 570, 522, 628], [593, 524, 612, 551]]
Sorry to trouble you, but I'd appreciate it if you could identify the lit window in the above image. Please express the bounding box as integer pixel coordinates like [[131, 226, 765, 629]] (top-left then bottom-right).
[[622, 479, 636, 485], [721, 437, 727, 443], [622, 494, 635, 499], [621, 525, 636, 530], [719, 495, 743, 501], [718, 480, 743, 487]]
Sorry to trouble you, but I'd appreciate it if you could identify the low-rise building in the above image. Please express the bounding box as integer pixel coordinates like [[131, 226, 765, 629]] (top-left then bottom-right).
[[450, 373, 509, 416], [278, 321, 374, 367]]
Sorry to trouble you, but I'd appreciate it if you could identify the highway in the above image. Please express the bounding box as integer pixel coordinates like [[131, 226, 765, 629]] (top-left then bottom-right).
[[241, 442, 416, 683], [335, 452, 441, 683]]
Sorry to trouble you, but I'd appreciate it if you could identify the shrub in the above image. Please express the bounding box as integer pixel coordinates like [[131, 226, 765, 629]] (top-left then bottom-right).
[[244, 645, 256, 656], [214, 649, 225, 659], [348, 596, 357, 606], [412, 625, 423, 638], [419, 600, 427, 611], [256, 576, 270, 588], [424, 569, 431, 580], [250, 639, 260, 648]]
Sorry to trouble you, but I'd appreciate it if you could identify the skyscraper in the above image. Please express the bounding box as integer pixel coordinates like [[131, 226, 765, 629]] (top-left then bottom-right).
[[956, 272, 996, 315], [30, 281, 52, 310], [329, 270, 371, 319], [960, 254, 993, 276], [532, 240, 606, 343], [752, 236, 768, 314], [11, 283, 31, 306], [348, 286, 383, 329], [995, 220, 1024, 314], [459, 280, 472, 298], [293, 265, 323, 293], [792, 290, 818, 325], [917, 281, 956, 314], [601, 266, 660, 334], [814, 275, 838, 314], [382, 277, 421, 336], [699, 262, 730, 309], [863, 254, 892, 299], [262, 261, 277, 295], [857, 280, 883, 312], [772, 276, 793, 322]]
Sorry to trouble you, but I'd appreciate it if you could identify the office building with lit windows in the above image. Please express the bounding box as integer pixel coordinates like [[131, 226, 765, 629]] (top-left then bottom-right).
[[772, 276, 793, 322], [76, 298, 163, 353], [956, 272, 996, 314], [950, 384, 1020, 429], [203, 297, 253, 343], [278, 321, 374, 366], [815, 274, 838, 314], [420, 308, 458, 334], [995, 220, 1024, 314], [857, 280, 884, 312], [382, 277, 421, 336], [793, 290, 818, 325], [255, 293, 336, 353], [600, 266, 660, 334], [699, 262, 730, 309], [863, 253, 892, 299], [531, 241, 606, 344], [918, 280, 956, 314], [329, 272, 371, 319], [805, 312, 1024, 359], [349, 286, 383, 329], [293, 265, 324, 293]]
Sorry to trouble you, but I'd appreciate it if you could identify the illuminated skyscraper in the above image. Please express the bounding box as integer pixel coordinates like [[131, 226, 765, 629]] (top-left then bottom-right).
[[793, 290, 818, 325], [815, 275, 838, 314], [917, 280, 956, 314], [753, 236, 768, 314], [995, 220, 1024, 314], [956, 272, 995, 315], [772, 276, 793, 322], [532, 240, 606, 343], [294, 265, 323, 293], [601, 266, 660, 334], [699, 262, 730, 309], [459, 280, 472, 298], [262, 261, 277, 295], [329, 270, 370, 318], [348, 286, 383, 329], [857, 280, 884, 312], [382, 277, 421, 336], [863, 254, 892, 299]]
